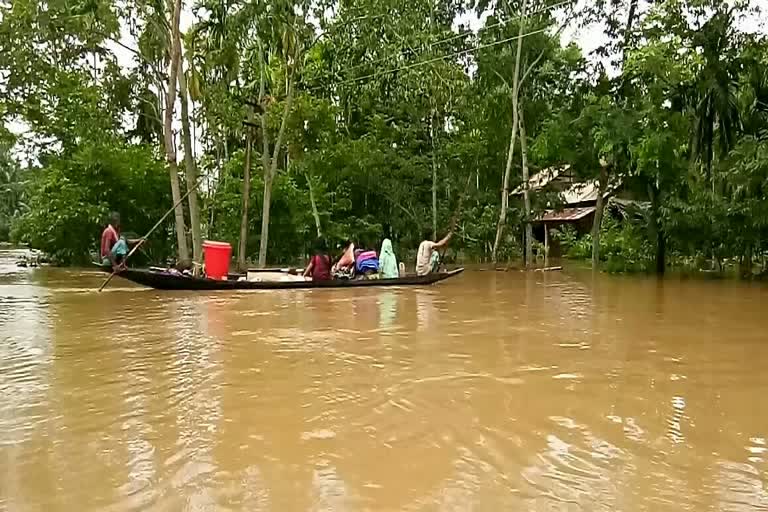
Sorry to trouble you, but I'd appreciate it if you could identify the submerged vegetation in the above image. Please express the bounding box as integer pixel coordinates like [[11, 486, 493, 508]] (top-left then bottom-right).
[[1, 0, 766, 275]]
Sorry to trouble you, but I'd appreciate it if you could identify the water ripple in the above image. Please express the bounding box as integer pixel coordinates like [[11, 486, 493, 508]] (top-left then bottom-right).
[[1, 262, 768, 511]]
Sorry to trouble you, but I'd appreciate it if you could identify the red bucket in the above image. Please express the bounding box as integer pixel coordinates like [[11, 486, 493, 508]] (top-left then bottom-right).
[[202, 241, 232, 280]]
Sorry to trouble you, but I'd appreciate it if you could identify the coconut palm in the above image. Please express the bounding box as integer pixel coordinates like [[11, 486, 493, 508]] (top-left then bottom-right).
[[686, 6, 741, 181]]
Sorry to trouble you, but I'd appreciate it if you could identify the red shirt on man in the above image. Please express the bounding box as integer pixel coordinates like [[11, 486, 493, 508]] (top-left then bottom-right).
[[100, 224, 119, 258]]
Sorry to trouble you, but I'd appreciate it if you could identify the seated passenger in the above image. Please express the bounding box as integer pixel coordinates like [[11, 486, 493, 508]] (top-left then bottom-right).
[[303, 238, 332, 281], [379, 238, 399, 279]]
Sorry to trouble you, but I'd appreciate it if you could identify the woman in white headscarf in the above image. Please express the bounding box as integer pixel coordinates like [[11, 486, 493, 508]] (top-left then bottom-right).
[[378, 238, 399, 279]]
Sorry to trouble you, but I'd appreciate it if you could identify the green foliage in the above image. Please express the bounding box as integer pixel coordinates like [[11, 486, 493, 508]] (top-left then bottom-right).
[[205, 148, 386, 264], [0, 144, 27, 241], [551, 225, 592, 260], [599, 216, 653, 273], [662, 132, 768, 267], [552, 217, 652, 272], [14, 141, 172, 264]]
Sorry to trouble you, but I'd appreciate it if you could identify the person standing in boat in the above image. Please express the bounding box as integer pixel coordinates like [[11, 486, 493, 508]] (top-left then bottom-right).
[[303, 238, 332, 281], [415, 232, 452, 276]]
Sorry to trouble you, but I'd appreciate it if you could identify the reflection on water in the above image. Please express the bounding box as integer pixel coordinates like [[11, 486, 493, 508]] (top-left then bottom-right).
[[378, 291, 397, 330], [1, 250, 768, 511]]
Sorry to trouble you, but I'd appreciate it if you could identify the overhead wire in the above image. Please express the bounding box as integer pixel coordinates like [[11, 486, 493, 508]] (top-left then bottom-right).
[[308, 25, 555, 92], [324, 0, 574, 80]]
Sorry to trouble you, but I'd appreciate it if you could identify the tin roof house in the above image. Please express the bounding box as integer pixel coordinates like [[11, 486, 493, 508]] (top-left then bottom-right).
[[512, 165, 617, 232], [512, 166, 640, 261]]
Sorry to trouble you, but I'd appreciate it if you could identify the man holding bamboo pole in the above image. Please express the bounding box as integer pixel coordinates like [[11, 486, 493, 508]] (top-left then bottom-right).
[[100, 212, 143, 270]]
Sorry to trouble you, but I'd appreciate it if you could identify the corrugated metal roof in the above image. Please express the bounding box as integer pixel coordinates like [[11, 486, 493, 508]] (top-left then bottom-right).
[[562, 181, 601, 204], [561, 179, 621, 205], [512, 166, 621, 207], [512, 165, 570, 195], [535, 206, 596, 223]]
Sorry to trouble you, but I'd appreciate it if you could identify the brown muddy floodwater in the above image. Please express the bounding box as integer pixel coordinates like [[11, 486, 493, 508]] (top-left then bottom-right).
[[1, 249, 767, 511]]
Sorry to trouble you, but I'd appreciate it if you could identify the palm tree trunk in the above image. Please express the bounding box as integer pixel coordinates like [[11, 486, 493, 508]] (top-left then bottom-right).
[[704, 105, 714, 184], [243, 40, 267, 271], [591, 165, 609, 269], [257, 76, 294, 268], [648, 182, 665, 274], [689, 114, 701, 172], [622, 0, 639, 60], [257, 172, 273, 267], [178, 66, 202, 267], [431, 110, 438, 240], [491, 0, 527, 263], [306, 172, 322, 237], [519, 108, 533, 268], [238, 131, 252, 271], [163, 0, 189, 264]]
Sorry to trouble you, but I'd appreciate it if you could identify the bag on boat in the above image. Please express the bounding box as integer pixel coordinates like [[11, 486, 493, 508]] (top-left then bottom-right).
[[355, 251, 379, 273], [333, 267, 354, 280]]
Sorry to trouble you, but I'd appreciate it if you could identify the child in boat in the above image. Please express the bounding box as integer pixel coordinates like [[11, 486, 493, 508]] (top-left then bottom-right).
[[303, 238, 332, 281]]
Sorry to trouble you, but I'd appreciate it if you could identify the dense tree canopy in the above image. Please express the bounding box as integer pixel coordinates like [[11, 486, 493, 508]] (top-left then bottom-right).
[[1, 0, 766, 274]]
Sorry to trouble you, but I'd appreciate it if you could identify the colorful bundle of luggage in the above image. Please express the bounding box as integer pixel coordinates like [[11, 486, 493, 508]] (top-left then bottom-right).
[[355, 250, 379, 274]]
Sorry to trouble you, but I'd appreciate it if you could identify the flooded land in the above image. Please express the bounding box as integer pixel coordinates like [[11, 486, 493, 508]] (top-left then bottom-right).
[[1, 250, 767, 511]]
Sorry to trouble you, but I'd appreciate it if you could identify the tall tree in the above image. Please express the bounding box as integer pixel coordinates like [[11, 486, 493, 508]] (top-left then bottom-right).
[[518, 108, 533, 266], [238, 102, 255, 271], [491, 0, 527, 263], [178, 55, 203, 266], [589, 0, 643, 268], [486, 0, 579, 264], [163, 0, 189, 263], [686, 6, 741, 183], [256, 34, 296, 268]]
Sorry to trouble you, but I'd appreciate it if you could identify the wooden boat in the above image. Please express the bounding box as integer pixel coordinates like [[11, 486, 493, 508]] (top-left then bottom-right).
[[98, 266, 464, 291]]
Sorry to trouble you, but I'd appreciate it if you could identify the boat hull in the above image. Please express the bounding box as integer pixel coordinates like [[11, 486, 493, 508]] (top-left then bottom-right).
[[101, 267, 464, 291]]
